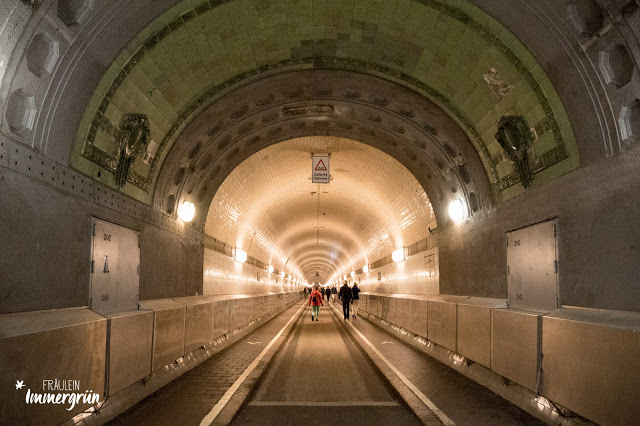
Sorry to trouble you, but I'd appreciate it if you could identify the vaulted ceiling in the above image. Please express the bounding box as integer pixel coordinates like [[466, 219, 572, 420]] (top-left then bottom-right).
[[69, 0, 579, 217], [205, 136, 436, 283]]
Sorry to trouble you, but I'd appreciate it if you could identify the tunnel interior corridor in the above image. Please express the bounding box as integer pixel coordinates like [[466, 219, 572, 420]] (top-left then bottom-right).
[[1, 0, 640, 425]]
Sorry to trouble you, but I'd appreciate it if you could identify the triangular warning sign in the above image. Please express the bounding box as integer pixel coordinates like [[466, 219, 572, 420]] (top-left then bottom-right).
[[315, 159, 327, 171]]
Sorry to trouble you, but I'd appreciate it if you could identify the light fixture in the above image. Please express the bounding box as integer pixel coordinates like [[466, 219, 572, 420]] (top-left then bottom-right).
[[268, 264, 274, 273], [350, 271, 355, 278], [363, 264, 369, 273], [177, 201, 195, 222], [281, 271, 285, 277], [448, 199, 466, 222], [392, 247, 405, 263], [343, 275, 347, 280], [234, 248, 247, 263]]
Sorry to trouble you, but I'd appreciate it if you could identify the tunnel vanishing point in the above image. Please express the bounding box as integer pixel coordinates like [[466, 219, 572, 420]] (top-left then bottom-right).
[[1, 0, 640, 425]]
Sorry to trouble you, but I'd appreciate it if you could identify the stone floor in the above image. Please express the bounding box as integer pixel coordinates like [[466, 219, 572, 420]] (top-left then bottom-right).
[[108, 300, 545, 425]]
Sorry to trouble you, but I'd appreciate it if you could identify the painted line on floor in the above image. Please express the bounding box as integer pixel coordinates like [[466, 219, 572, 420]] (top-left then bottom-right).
[[199, 301, 308, 426], [249, 401, 399, 407], [330, 304, 456, 426]]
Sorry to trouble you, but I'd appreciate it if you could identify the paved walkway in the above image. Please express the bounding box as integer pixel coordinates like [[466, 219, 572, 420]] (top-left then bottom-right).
[[331, 303, 545, 426], [108, 299, 545, 426], [108, 302, 306, 426], [232, 301, 420, 425]]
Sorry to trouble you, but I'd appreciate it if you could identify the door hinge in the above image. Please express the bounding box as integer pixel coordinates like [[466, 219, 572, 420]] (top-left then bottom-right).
[[554, 260, 558, 273], [553, 224, 557, 237], [91, 260, 94, 273], [92, 223, 96, 237]]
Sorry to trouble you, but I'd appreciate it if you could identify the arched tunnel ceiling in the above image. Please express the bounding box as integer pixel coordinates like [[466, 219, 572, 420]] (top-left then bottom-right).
[[70, 0, 579, 211], [205, 136, 436, 284]]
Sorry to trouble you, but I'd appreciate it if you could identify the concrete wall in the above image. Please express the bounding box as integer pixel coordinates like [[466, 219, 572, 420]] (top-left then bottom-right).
[[359, 292, 640, 425], [0, 291, 303, 425], [0, 147, 204, 314], [440, 145, 640, 312]]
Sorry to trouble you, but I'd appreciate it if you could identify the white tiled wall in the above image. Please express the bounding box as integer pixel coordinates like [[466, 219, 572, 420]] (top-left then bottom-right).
[[203, 248, 299, 295]]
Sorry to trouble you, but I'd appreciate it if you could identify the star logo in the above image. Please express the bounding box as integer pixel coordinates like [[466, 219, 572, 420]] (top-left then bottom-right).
[[15, 380, 24, 390]]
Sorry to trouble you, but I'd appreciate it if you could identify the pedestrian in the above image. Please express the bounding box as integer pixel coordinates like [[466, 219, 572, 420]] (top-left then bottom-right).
[[351, 282, 361, 318], [338, 280, 353, 320], [308, 284, 323, 321], [331, 285, 338, 302], [323, 286, 330, 302]]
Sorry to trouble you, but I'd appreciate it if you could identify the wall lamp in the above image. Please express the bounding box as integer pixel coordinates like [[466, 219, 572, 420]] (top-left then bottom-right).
[[234, 248, 247, 263], [392, 247, 405, 263], [268, 264, 274, 273], [177, 201, 195, 222], [363, 264, 369, 273], [448, 199, 466, 222]]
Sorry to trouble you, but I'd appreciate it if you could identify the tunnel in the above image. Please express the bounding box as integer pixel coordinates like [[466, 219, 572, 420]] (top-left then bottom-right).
[[1, 0, 640, 424]]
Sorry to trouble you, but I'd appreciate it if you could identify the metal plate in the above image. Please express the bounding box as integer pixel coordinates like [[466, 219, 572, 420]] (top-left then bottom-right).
[[427, 299, 458, 351], [107, 310, 153, 395], [491, 309, 540, 392], [212, 298, 230, 337], [457, 305, 491, 367], [506, 220, 558, 311], [175, 297, 214, 354], [541, 310, 640, 425], [0, 309, 106, 425], [91, 219, 140, 316], [140, 300, 186, 372]]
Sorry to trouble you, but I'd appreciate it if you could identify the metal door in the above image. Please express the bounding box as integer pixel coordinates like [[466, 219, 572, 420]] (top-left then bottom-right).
[[506, 219, 558, 311], [90, 218, 140, 315]]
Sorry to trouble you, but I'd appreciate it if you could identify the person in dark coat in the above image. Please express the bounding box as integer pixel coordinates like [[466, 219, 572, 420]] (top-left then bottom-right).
[[351, 282, 361, 318], [331, 285, 338, 302], [338, 281, 353, 319]]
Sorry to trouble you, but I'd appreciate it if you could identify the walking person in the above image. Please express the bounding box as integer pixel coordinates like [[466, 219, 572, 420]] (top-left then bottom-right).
[[338, 280, 353, 320], [324, 286, 330, 302], [351, 282, 361, 318], [308, 284, 323, 321], [331, 285, 338, 302]]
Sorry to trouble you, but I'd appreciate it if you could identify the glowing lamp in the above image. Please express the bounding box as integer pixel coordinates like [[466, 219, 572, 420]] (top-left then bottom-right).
[[350, 271, 355, 278], [177, 201, 195, 222], [363, 264, 369, 273], [392, 247, 405, 263], [234, 248, 247, 263], [448, 199, 466, 222], [268, 264, 274, 273]]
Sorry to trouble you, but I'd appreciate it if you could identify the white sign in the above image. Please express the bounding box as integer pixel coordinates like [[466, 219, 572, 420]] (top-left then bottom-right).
[[312, 155, 330, 183]]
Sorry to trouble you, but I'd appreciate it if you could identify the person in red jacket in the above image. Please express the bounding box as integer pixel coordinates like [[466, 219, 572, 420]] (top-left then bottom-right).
[[308, 284, 324, 321]]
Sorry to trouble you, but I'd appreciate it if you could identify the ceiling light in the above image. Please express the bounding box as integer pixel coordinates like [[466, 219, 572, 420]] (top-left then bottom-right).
[[350, 271, 355, 278], [392, 248, 405, 263], [177, 201, 195, 222], [363, 264, 369, 273], [281, 271, 285, 277], [448, 199, 466, 222], [234, 248, 247, 263], [268, 264, 274, 273]]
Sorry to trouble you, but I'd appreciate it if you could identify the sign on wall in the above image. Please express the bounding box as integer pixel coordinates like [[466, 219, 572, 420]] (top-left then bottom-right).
[[312, 154, 330, 183]]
